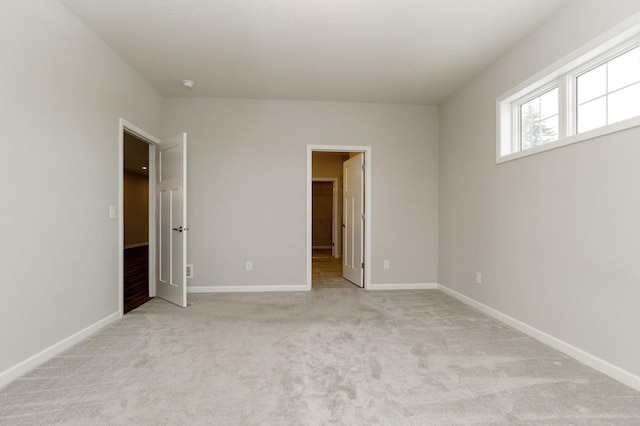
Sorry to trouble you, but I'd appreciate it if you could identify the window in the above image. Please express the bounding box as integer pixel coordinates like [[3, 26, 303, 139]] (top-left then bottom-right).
[[497, 24, 640, 163], [576, 47, 640, 133], [520, 87, 559, 150]]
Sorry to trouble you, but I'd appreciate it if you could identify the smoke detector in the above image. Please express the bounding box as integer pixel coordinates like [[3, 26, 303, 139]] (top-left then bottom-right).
[[182, 80, 194, 89]]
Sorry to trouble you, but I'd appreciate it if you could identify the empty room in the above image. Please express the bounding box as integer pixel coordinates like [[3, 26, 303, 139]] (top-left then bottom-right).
[[1, 0, 639, 424]]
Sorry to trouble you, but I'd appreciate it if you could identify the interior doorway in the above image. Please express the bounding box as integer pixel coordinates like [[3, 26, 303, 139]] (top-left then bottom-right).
[[119, 119, 160, 316], [307, 146, 372, 290], [123, 132, 152, 313]]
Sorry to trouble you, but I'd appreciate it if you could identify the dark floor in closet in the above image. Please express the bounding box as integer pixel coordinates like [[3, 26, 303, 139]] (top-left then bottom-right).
[[124, 245, 152, 313]]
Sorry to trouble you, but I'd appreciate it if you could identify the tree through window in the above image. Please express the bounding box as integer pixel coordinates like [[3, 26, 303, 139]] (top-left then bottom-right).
[[520, 87, 559, 150]]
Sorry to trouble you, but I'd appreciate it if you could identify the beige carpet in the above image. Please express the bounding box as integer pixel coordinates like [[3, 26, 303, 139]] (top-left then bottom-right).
[[312, 255, 358, 289], [1, 290, 639, 425]]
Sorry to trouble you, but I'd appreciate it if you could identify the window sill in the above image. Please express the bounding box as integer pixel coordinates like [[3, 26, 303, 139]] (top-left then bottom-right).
[[497, 115, 640, 164]]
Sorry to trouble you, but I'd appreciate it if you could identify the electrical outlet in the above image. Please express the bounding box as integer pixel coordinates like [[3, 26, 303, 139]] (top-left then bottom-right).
[[109, 205, 116, 219], [186, 264, 193, 279], [383, 260, 390, 270], [475, 272, 482, 284], [246, 261, 253, 271]]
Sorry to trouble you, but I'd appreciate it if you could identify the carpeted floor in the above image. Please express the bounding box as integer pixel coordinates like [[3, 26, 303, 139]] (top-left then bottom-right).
[[1, 290, 639, 425]]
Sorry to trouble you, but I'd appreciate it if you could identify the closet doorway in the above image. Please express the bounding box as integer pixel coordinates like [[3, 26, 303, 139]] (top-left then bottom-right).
[[123, 131, 152, 313]]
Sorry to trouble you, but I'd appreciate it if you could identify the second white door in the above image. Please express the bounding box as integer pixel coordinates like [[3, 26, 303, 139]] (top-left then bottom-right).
[[342, 153, 364, 287], [156, 133, 188, 307]]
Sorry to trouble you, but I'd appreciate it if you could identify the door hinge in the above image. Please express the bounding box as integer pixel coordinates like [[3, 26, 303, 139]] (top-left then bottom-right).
[[362, 164, 365, 171], [361, 262, 364, 268], [361, 213, 365, 220]]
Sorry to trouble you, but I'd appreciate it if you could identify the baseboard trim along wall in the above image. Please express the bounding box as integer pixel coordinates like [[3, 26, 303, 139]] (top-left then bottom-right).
[[368, 283, 439, 290], [188, 285, 310, 293], [188, 283, 439, 293], [4, 285, 638, 393], [0, 311, 120, 390], [124, 242, 149, 249], [437, 284, 640, 392]]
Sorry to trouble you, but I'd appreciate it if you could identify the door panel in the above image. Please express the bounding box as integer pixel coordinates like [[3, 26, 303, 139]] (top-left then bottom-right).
[[343, 153, 364, 287], [158, 189, 170, 284], [156, 133, 187, 307]]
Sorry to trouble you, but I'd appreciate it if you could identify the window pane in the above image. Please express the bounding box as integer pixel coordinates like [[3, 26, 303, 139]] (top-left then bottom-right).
[[608, 47, 640, 92], [540, 116, 558, 144], [577, 63, 606, 104], [521, 98, 541, 150], [540, 88, 558, 119], [609, 83, 640, 124], [577, 97, 606, 133]]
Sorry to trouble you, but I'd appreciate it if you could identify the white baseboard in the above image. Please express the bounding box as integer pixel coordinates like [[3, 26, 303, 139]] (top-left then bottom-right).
[[188, 285, 310, 293], [124, 242, 149, 249], [190, 283, 440, 293], [437, 284, 640, 392], [368, 283, 439, 290], [0, 311, 120, 390]]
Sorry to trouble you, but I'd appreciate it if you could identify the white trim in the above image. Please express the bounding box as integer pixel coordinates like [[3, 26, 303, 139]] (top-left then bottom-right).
[[148, 143, 157, 298], [120, 119, 161, 145], [119, 119, 160, 315], [124, 242, 149, 249], [497, 115, 640, 163], [368, 283, 439, 290], [0, 312, 120, 390], [437, 284, 640, 392], [188, 285, 309, 293], [496, 14, 640, 163], [307, 145, 372, 291]]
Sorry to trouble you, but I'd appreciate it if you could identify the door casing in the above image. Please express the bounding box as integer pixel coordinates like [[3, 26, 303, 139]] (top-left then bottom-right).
[[119, 119, 160, 317], [306, 145, 371, 290]]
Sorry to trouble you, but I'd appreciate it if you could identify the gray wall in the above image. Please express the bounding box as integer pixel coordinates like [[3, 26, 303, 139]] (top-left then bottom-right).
[[162, 98, 439, 287], [0, 0, 161, 374], [439, 0, 640, 377]]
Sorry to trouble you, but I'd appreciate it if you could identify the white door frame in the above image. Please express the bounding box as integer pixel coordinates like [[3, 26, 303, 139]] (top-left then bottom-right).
[[311, 178, 338, 258], [118, 118, 161, 317], [306, 145, 372, 290]]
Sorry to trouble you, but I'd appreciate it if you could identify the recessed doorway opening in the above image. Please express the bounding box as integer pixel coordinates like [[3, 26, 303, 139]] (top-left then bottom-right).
[[118, 120, 189, 314], [307, 145, 372, 290], [119, 119, 160, 317], [123, 132, 152, 313]]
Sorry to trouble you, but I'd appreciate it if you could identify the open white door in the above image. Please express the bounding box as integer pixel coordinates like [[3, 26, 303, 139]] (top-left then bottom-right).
[[156, 133, 188, 307], [343, 153, 364, 287]]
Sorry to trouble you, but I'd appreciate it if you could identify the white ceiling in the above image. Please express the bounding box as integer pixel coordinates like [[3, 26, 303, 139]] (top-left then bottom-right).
[[59, 0, 571, 105]]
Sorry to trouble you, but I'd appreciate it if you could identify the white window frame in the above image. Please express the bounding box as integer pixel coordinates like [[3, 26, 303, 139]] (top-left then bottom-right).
[[513, 83, 560, 153], [571, 43, 640, 134], [497, 19, 640, 164]]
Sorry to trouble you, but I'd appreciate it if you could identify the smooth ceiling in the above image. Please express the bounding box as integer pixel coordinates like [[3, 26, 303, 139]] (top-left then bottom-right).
[[59, 0, 571, 105]]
